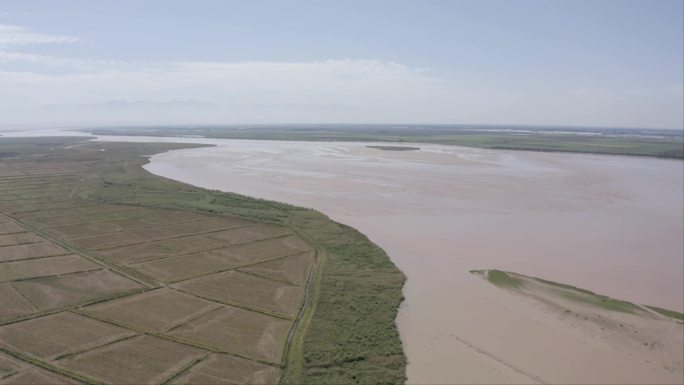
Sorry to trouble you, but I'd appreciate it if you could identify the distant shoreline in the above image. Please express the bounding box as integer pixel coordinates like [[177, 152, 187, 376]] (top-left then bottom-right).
[[82, 125, 684, 159], [367, 145, 420, 151]]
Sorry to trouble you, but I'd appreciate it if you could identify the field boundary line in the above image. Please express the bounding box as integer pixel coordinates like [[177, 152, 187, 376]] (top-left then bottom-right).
[[6, 283, 38, 313], [166, 249, 313, 285], [51, 331, 139, 361], [0, 347, 105, 385], [0, 211, 158, 288], [0, 182, 76, 192], [62, 217, 219, 241], [17, 205, 138, 221], [0, 175, 74, 184], [0, 193, 72, 203], [168, 286, 294, 321], [0, 189, 73, 200], [234, 269, 300, 287], [280, 237, 325, 382], [0, 287, 153, 327], [86, 223, 256, 252], [126, 232, 294, 266], [1, 267, 103, 284], [0, 231, 29, 236], [0, 240, 47, 248], [163, 306, 224, 333], [159, 352, 211, 385], [2, 202, 78, 214], [0, 252, 78, 264], [38, 208, 195, 229], [72, 309, 280, 368]]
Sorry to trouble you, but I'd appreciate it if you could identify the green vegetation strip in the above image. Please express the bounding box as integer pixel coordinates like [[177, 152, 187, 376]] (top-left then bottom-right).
[[0, 347, 104, 385], [472, 269, 681, 317], [645, 306, 684, 321]]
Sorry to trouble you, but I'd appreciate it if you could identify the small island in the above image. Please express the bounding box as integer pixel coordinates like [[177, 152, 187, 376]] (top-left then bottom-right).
[[367, 145, 420, 151]]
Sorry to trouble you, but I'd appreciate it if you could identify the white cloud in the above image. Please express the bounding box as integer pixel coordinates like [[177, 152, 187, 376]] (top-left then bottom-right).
[[0, 24, 82, 47], [0, 49, 681, 129], [0, 11, 29, 17], [0, 58, 462, 125]]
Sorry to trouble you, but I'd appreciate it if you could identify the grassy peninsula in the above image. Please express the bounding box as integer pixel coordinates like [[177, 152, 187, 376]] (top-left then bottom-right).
[[0, 137, 406, 384]]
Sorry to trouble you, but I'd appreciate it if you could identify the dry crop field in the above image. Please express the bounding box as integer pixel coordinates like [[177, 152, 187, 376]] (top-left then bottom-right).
[[0, 140, 315, 384]]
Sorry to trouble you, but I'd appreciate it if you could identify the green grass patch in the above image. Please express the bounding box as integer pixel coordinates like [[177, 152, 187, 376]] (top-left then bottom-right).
[[645, 306, 684, 321], [557, 290, 641, 314], [471, 269, 679, 316], [485, 270, 523, 289]]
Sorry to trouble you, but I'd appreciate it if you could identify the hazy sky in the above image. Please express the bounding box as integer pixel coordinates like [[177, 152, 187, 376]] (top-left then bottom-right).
[[0, 0, 682, 129]]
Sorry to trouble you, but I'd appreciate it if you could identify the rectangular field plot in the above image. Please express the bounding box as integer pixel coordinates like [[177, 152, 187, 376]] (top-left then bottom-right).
[[170, 353, 280, 385], [0, 232, 44, 247], [0, 188, 72, 202], [132, 236, 311, 283], [210, 235, 311, 262], [136, 210, 211, 225], [69, 218, 251, 251], [0, 223, 24, 235], [82, 288, 219, 332], [0, 367, 80, 385], [95, 234, 228, 265], [0, 181, 76, 192], [239, 251, 315, 286], [0, 201, 79, 215], [0, 242, 68, 262], [0, 175, 77, 187], [43, 212, 210, 239], [0, 255, 100, 283], [0, 352, 25, 380], [175, 271, 304, 317], [13, 205, 135, 222], [0, 284, 36, 322], [0, 312, 135, 360], [44, 217, 170, 239], [11, 269, 143, 311], [58, 335, 206, 385], [132, 250, 244, 283], [168, 306, 291, 363], [206, 224, 292, 246]]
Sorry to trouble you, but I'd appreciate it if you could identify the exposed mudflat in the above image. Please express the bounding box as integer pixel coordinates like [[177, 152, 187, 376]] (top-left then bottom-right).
[[81, 136, 684, 384]]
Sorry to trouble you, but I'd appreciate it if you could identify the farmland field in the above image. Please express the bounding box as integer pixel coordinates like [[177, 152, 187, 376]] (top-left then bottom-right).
[[0, 137, 405, 384]]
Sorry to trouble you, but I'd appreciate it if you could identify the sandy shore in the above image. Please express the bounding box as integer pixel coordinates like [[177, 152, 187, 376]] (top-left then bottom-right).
[[28, 133, 684, 383]]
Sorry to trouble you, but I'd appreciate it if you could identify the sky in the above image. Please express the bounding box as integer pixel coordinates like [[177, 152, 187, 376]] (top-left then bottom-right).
[[0, 0, 682, 129]]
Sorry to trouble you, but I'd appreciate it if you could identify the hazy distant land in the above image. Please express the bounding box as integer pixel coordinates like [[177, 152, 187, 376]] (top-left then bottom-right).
[[85, 124, 684, 158]]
